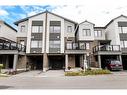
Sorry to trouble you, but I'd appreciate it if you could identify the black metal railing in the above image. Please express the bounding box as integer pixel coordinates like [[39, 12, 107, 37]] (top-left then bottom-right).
[[93, 45, 121, 53], [65, 42, 87, 50], [0, 41, 26, 52]]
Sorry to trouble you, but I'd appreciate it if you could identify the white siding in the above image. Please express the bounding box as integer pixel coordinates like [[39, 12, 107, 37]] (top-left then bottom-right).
[[94, 29, 105, 40], [26, 13, 46, 53], [106, 16, 127, 46], [64, 20, 75, 37], [0, 22, 16, 41], [78, 21, 94, 41], [17, 21, 28, 37], [46, 13, 65, 53]]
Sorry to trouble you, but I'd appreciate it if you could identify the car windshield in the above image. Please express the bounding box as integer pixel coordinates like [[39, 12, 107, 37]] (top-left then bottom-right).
[[111, 61, 121, 65]]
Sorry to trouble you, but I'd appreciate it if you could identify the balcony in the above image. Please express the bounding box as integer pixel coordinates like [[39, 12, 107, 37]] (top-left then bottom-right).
[[93, 45, 121, 55], [0, 41, 26, 52], [65, 42, 88, 54]]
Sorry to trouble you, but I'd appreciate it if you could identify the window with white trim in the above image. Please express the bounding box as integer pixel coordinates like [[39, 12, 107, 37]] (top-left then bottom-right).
[[82, 29, 91, 36], [94, 30, 102, 37], [31, 40, 42, 48], [67, 26, 72, 32], [49, 41, 60, 48], [86, 43, 90, 49], [50, 26, 61, 33], [32, 26, 43, 33], [20, 25, 25, 32]]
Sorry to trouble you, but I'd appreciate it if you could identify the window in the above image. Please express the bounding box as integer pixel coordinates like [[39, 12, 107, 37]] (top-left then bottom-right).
[[124, 41, 127, 47], [79, 43, 85, 49], [122, 27, 127, 33], [20, 40, 25, 46], [49, 41, 60, 48], [94, 30, 102, 37], [31, 40, 42, 48], [120, 41, 124, 48], [32, 26, 43, 33], [66, 42, 72, 49], [67, 26, 72, 32], [86, 43, 90, 49], [82, 29, 91, 36], [50, 26, 61, 33], [21, 25, 25, 32]]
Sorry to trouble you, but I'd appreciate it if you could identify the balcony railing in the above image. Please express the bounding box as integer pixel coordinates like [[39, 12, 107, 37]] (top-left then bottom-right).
[[0, 41, 26, 52], [65, 42, 86, 50], [93, 45, 121, 53]]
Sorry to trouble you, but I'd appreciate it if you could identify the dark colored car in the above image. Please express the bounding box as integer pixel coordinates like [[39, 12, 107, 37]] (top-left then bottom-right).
[[105, 60, 123, 71]]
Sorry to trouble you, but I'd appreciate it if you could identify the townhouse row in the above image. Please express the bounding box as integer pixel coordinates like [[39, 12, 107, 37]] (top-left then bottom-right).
[[0, 11, 127, 71]]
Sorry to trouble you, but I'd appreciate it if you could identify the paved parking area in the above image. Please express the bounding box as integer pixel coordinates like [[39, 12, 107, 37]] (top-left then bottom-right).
[[13, 70, 65, 77], [0, 70, 127, 89]]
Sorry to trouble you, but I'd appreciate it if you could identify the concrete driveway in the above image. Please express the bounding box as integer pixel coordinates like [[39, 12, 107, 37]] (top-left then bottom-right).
[[0, 70, 127, 89], [13, 70, 65, 77]]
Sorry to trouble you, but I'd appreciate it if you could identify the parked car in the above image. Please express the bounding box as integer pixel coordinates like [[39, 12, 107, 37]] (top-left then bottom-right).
[[104, 59, 123, 71]]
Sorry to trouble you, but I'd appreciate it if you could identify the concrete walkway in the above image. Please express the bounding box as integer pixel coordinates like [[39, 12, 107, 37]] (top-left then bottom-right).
[[13, 70, 65, 77]]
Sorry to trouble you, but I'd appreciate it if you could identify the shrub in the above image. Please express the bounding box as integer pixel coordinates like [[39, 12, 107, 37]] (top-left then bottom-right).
[[65, 71, 82, 76], [65, 69, 111, 76], [84, 69, 111, 75]]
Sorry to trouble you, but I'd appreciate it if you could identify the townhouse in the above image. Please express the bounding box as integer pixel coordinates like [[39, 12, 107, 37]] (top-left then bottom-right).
[[0, 20, 25, 70], [0, 11, 127, 71]]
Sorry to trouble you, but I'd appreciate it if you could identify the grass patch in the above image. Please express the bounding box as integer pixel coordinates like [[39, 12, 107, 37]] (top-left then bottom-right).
[[65, 69, 111, 76]]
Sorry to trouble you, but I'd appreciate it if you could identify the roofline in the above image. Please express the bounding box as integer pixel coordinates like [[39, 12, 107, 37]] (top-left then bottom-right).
[[94, 27, 106, 29], [105, 15, 127, 28], [79, 20, 95, 26], [1, 21, 17, 32], [14, 11, 78, 25]]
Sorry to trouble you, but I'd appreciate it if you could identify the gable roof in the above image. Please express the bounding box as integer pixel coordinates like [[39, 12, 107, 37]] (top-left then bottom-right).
[[14, 11, 78, 25], [79, 20, 95, 26], [105, 15, 127, 28], [0, 20, 17, 32]]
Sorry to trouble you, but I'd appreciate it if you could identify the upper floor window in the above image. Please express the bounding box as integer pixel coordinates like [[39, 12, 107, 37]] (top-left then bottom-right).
[[66, 42, 72, 49], [94, 30, 102, 37], [67, 26, 72, 33], [118, 22, 127, 33], [50, 26, 61, 33], [32, 21, 43, 33], [31, 40, 42, 48], [120, 40, 127, 48], [20, 40, 25, 46], [50, 21, 61, 33], [32, 26, 43, 33], [86, 43, 90, 49], [82, 29, 91, 36], [20, 25, 25, 32], [49, 41, 60, 48]]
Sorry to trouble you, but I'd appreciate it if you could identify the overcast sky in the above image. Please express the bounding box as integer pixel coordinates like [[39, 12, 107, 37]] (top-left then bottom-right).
[[1, 0, 127, 28]]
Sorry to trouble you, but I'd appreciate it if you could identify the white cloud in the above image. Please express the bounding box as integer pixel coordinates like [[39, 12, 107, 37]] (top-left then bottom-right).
[[1, 0, 127, 26], [0, 9, 9, 16]]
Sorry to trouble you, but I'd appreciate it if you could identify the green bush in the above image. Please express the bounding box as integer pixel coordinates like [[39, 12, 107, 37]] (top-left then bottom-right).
[[65, 69, 111, 76], [65, 71, 82, 76], [84, 69, 111, 75]]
